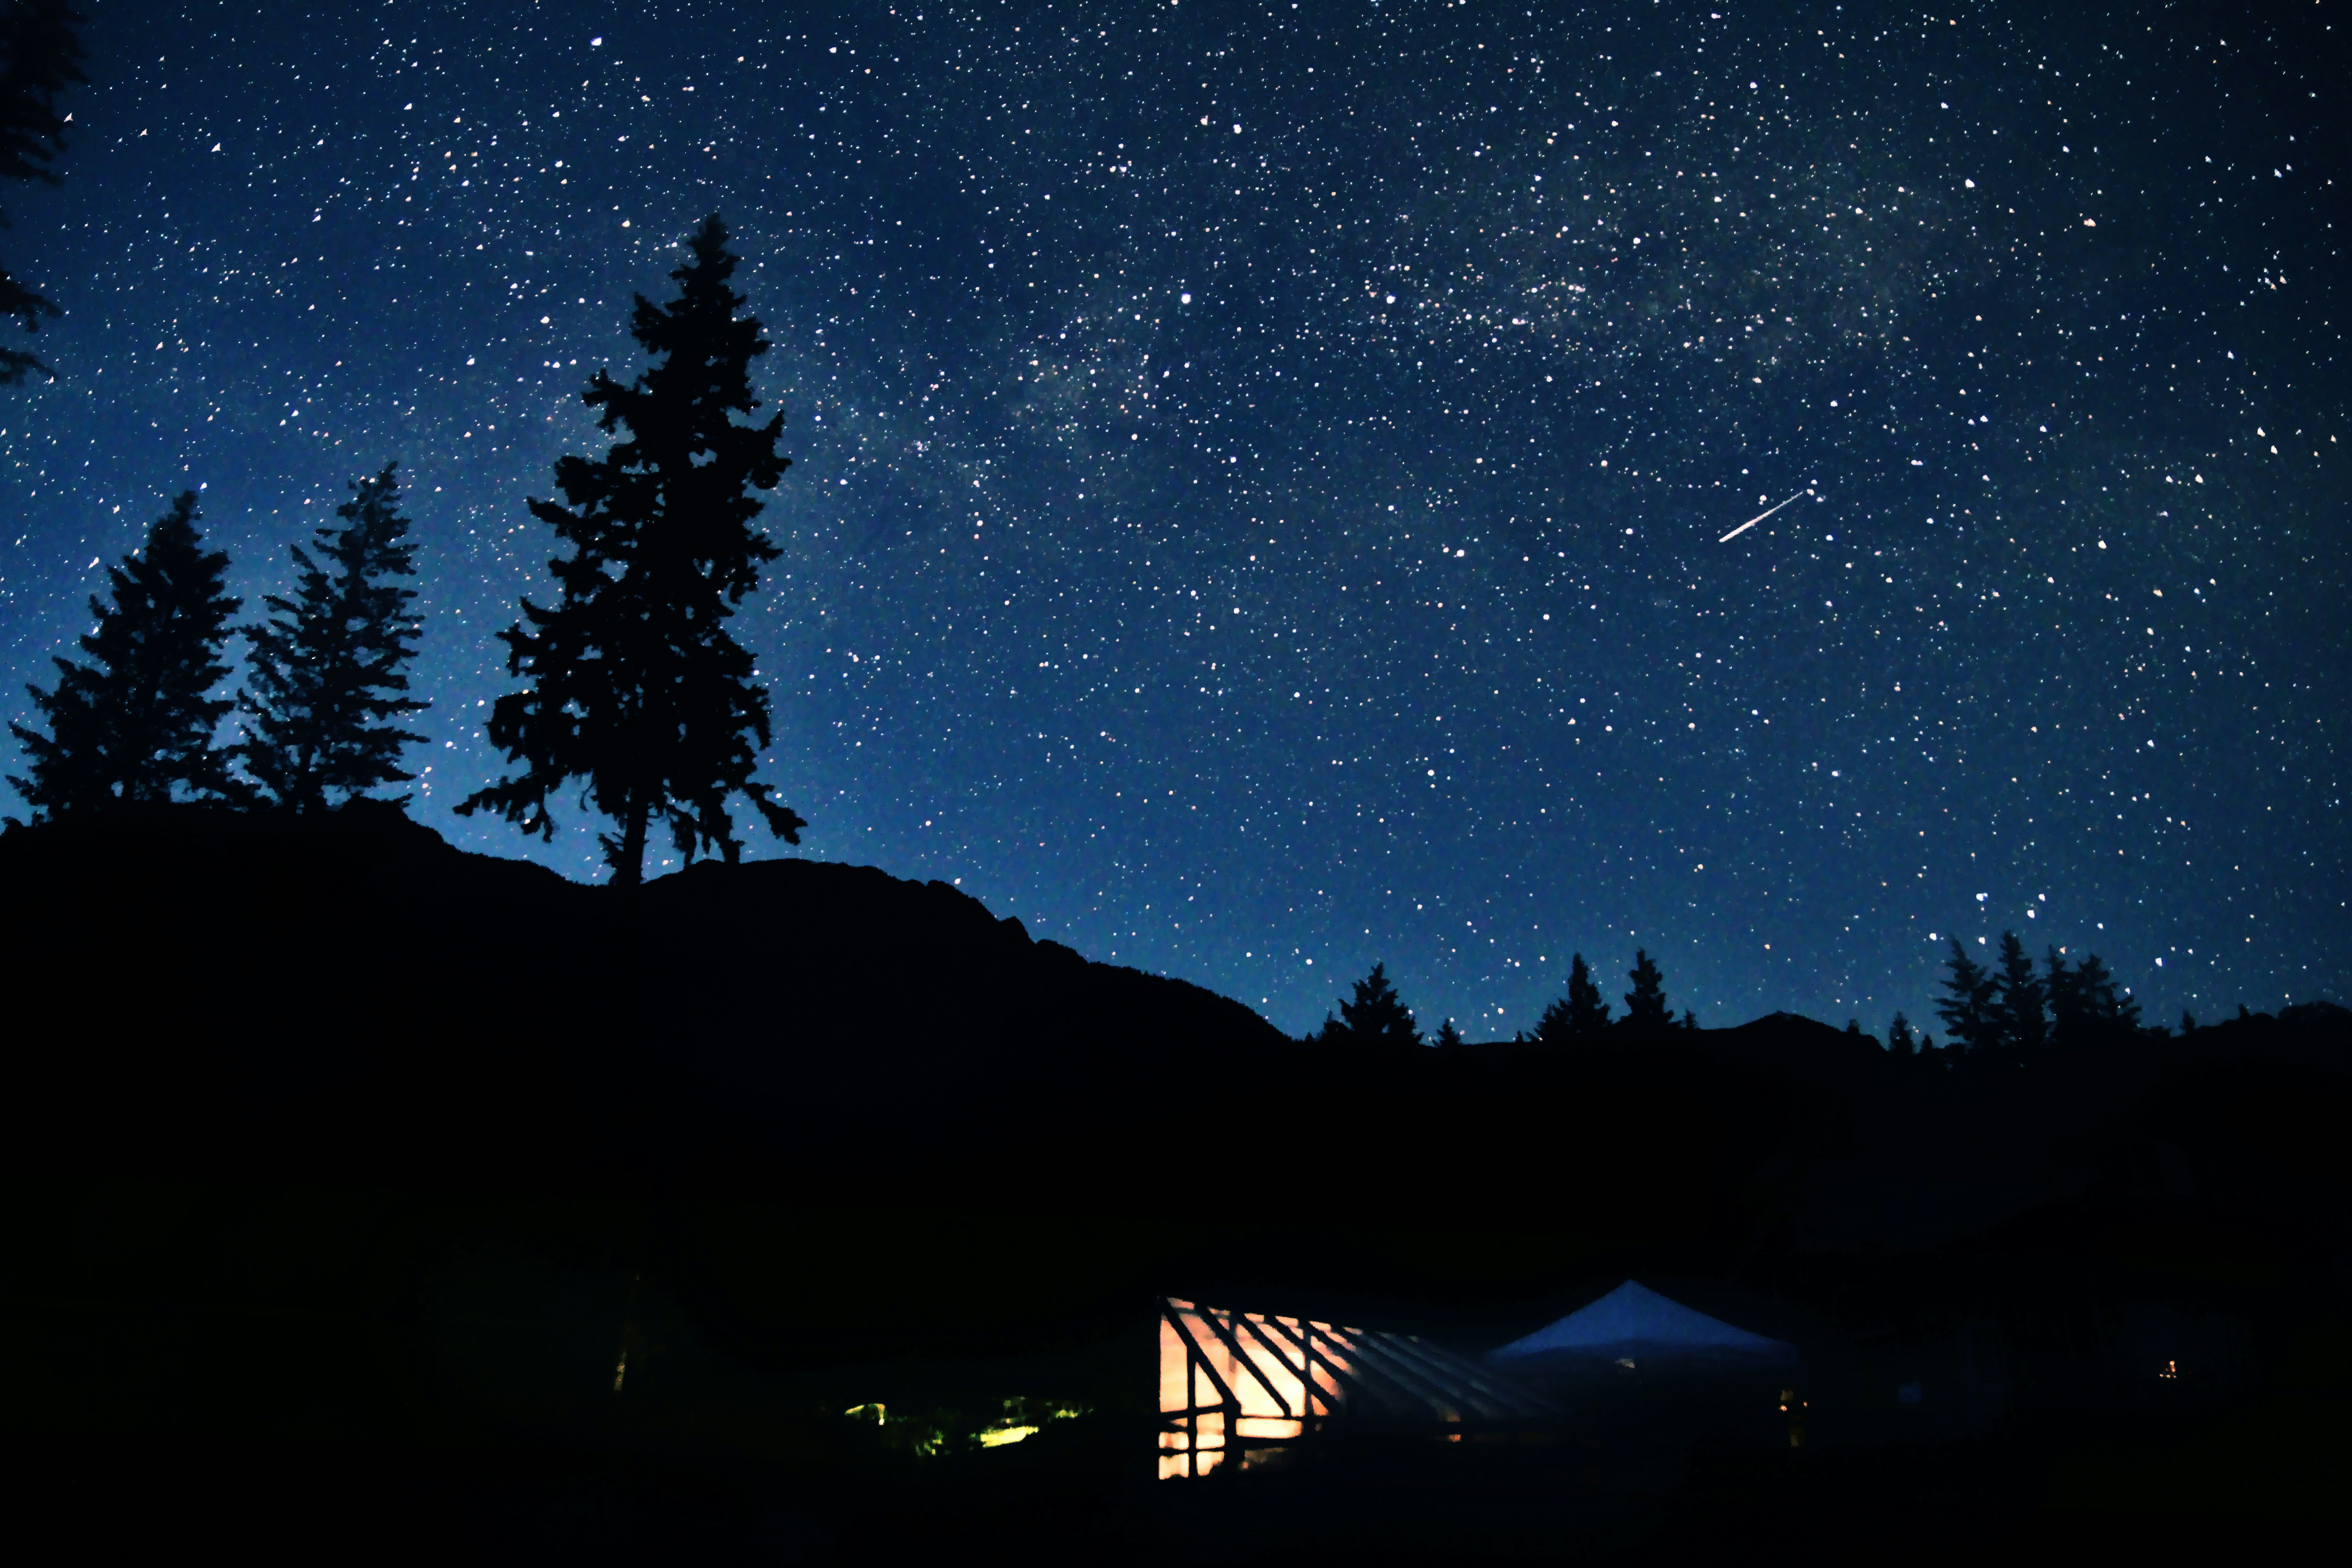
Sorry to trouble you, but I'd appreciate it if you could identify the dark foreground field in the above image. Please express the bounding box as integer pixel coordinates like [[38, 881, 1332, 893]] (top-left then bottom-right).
[[5, 805, 2348, 1561]]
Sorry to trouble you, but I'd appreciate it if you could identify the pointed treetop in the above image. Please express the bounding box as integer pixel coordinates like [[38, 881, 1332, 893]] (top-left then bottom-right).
[[1935, 937, 1999, 1053], [238, 461, 429, 811], [458, 213, 805, 886], [1332, 960, 1421, 1047], [8, 489, 242, 813], [1623, 949, 1670, 1033]]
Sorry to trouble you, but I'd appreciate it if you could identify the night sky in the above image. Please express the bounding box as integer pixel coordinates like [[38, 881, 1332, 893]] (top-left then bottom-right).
[[4, 0, 2345, 1038]]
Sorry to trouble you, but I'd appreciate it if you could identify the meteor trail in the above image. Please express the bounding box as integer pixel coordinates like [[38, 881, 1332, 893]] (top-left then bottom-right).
[[1719, 490, 1811, 543]]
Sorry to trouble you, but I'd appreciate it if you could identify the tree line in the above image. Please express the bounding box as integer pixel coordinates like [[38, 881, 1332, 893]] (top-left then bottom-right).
[[1310, 934, 2180, 1057], [7, 472, 425, 815], [7, 215, 807, 887], [1309, 947, 1694, 1050], [1921, 931, 2181, 1055]]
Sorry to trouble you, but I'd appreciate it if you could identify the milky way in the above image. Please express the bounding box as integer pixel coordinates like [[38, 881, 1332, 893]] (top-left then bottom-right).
[[3, 0, 2344, 1036]]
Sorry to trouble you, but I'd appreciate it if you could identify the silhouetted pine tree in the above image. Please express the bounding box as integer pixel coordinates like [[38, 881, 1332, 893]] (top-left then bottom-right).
[[1888, 1012, 1915, 1056], [1534, 955, 1613, 1046], [7, 491, 240, 813], [1622, 949, 1669, 1034], [1934, 938, 1999, 1054], [1434, 1018, 1465, 1052], [2047, 949, 2141, 1046], [458, 215, 806, 885], [2082, 956, 2136, 1030], [2079, 954, 2142, 1036], [1315, 961, 1421, 1047], [1991, 931, 2048, 1052], [0, 1, 85, 385], [238, 463, 428, 811], [2042, 946, 2076, 1037], [1564, 953, 1611, 1038]]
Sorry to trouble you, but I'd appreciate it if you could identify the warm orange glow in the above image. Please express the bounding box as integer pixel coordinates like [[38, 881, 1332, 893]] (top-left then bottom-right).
[[1159, 1314, 1189, 1415], [1161, 1300, 1350, 1478], [1158, 1296, 1552, 1478], [1162, 1303, 1316, 1423]]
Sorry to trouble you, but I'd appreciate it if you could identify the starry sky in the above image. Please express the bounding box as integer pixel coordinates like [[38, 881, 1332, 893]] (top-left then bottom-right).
[[3, 0, 2345, 1038]]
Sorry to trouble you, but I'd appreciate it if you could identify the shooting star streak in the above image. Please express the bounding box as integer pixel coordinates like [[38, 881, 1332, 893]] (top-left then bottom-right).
[[1719, 490, 1811, 543]]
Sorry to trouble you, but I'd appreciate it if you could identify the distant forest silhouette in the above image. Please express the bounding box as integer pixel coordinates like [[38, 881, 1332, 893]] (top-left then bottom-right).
[[1306, 928, 2185, 1065]]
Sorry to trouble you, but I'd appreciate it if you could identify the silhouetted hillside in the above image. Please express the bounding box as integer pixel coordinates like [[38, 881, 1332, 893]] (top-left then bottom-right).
[[8, 802, 2345, 1312], [0, 800, 1287, 1187], [5, 806, 2348, 1559]]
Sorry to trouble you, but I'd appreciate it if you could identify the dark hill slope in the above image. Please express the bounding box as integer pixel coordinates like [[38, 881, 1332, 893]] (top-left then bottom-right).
[[0, 802, 1286, 1185], [6, 803, 2346, 1354]]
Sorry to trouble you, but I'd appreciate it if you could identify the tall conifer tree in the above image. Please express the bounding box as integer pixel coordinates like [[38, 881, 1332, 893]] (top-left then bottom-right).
[[459, 215, 807, 885], [238, 462, 428, 810], [1314, 962, 1421, 1047], [8, 491, 240, 812], [1565, 952, 1612, 1037], [2046, 949, 2141, 1045], [1537, 953, 1613, 1045], [1623, 949, 1670, 1034], [1991, 930, 2047, 1052], [1934, 938, 1999, 1053], [0, 1, 86, 385]]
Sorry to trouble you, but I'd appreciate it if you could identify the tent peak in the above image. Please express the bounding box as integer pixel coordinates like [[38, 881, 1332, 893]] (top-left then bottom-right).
[[1487, 1280, 1793, 1363]]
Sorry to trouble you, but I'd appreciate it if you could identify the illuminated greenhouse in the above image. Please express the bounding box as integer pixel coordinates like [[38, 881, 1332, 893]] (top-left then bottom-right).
[[1157, 1298, 1557, 1479]]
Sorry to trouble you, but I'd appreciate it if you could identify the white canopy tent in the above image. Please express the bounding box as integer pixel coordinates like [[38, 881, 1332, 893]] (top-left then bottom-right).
[[1487, 1280, 1797, 1368]]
